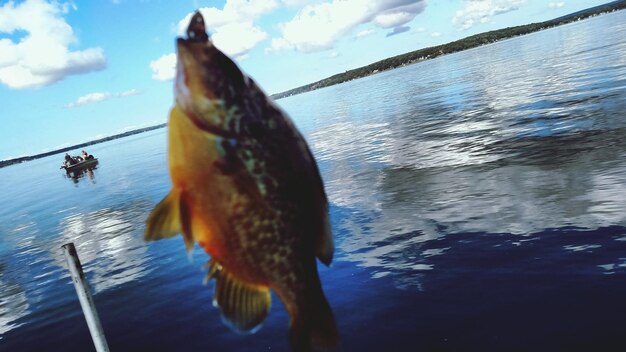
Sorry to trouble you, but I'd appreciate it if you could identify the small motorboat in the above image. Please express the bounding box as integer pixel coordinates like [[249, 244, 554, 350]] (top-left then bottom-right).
[[61, 158, 98, 172]]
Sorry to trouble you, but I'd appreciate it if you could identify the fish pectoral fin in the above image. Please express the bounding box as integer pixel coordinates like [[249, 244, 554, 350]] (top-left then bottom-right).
[[144, 189, 192, 246], [212, 264, 271, 334], [145, 190, 181, 241]]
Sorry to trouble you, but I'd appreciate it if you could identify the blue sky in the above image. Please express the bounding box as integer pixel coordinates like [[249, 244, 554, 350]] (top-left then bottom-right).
[[0, 0, 614, 161]]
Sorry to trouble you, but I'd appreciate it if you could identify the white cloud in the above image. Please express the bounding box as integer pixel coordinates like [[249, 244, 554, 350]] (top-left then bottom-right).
[[549, 2, 565, 8], [0, 0, 106, 89], [266, 37, 292, 54], [374, 5, 422, 28], [119, 88, 141, 97], [176, 0, 277, 58], [65, 89, 142, 108], [209, 21, 267, 58], [430, 31, 441, 38], [356, 29, 376, 38], [77, 92, 109, 104], [153, 0, 277, 81], [269, 0, 427, 53], [387, 25, 411, 37], [280, 0, 311, 6], [452, 0, 527, 30], [149, 53, 176, 81]]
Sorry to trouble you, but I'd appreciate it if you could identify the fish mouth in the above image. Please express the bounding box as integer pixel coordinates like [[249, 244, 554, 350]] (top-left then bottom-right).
[[174, 12, 217, 119], [175, 11, 215, 102], [186, 11, 209, 43], [174, 11, 239, 139]]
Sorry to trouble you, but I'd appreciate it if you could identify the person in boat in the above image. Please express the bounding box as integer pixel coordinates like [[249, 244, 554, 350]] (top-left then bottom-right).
[[64, 153, 76, 166], [82, 150, 94, 160]]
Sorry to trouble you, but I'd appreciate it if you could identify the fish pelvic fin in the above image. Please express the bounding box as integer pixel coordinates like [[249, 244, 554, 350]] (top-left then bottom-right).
[[290, 277, 340, 351], [211, 262, 271, 334], [316, 212, 334, 267], [144, 188, 195, 251]]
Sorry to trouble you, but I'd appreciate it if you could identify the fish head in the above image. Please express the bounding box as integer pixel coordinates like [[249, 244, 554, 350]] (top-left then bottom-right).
[[175, 11, 248, 136]]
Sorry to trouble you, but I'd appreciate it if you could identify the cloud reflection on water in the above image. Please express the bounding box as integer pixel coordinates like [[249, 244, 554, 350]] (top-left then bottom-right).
[[0, 273, 30, 338], [281, 15, 626, 288], [0, 221, 38, 338], [319, 118, 626, 288], [52, 202, 151, 294]]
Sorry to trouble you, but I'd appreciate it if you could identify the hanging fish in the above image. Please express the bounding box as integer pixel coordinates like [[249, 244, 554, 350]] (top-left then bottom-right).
[[145, 11, 340, 352]]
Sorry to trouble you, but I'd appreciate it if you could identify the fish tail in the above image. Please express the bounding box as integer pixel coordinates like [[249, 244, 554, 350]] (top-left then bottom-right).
[[289, 276, 340, 352]]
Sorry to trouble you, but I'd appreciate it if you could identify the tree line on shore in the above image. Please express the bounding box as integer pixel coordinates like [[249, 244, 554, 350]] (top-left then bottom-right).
[[270, 0, 626, 100], [0, 124, 166, 168]]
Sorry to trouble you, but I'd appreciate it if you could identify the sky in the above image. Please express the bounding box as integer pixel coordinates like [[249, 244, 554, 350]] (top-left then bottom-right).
[[0, 0, 615, 161]]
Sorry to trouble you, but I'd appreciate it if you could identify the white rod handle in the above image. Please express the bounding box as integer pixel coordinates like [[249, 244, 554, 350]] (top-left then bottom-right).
[[62, 242, 110, 352]]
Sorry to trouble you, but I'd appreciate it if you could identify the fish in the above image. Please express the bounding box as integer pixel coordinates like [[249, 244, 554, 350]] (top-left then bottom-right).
[[145, 11, 340, 352]]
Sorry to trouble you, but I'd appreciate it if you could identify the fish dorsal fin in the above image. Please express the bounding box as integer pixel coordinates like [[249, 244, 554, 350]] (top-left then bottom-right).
[[144, 189, 195, 251], [211, 262, 271, 333], [316, 212, 334, 267]]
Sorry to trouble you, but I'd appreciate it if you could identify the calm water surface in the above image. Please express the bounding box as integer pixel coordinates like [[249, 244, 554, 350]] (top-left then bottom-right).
[[2, 11, 626, 351]]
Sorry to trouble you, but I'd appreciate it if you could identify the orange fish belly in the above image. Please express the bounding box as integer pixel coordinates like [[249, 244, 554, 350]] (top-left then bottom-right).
[[168, 104, 271, 285]]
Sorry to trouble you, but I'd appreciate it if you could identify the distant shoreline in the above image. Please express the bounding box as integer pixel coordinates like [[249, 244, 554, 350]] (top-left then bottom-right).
[[0, 124, 166, 168], [270, 0, 626, 100], [4, 1, 624, 169]]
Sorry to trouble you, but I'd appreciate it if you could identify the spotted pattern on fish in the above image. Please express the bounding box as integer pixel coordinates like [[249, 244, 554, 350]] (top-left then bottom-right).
[[148, 12, 339, 350], [208, 82, 324, 308]]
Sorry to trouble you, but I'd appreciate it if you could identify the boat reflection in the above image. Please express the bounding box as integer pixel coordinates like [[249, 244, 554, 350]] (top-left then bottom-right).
[[63, 166, 97, 184]]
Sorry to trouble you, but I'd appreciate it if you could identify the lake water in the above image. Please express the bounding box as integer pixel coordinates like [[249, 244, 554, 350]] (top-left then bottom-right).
[[2, 11, 626, 352]]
